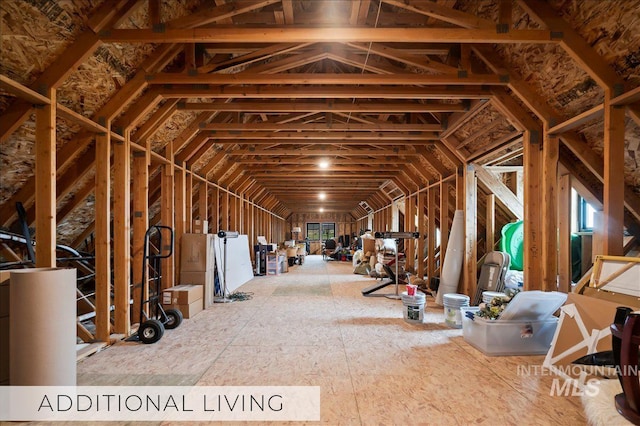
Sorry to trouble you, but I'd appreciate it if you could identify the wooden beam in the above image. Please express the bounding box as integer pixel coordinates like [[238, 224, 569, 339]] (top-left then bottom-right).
[[165, 0, 280, 29], [384, 0, 493, 29], [180, 100, 466, 113], [427, 187, 436, 281], [94, 128, 111, 342], [519, 0, 623, 93], [471, 164, 523, 219], [174, 166, 187, 284], [558, 173, 571, 293], [132, 151, 149, 326], [522, 129, 543, 290], [548, 104, 604, 135], [101, 26, 556, 44], [161, 85, 492, 99], [34, 88, 56, 268], [201, 122, 442, 132], [463, 165, 477, 296], [542, 132, 559, 291], [602, 94, 626, 255], [416, 192, 426, 279], [148, 72, 506, 86], [486, 194, 495, 252], [440, 181, 450, 267], [160, 147, 175, 289], [0, 75, 50, 105], [113, 130, 131, 338]]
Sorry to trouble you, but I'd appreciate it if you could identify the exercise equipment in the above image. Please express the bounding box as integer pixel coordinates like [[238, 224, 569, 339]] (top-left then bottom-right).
[[362, 232, 418, 298], [133, 225, 182, 344]]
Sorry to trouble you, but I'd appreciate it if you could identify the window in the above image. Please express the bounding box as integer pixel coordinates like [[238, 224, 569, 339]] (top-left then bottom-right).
[[307, 223, 320, 241], [321, 223, 335, 241], [306, 222, 336, 241], [580, 197, 597, 231]]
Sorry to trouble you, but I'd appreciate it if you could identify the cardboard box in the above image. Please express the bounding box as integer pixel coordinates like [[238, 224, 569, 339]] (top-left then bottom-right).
[[461, 307, 558, 356], [180, 270, 214, 308], [543, 292, 640, 380], [192, 220, 208, 234], [162, 284, 204, 306], [164, 300, 203, 319], [180, 233, 215, 272]]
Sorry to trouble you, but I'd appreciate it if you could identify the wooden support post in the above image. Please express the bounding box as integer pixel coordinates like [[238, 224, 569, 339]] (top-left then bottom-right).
[[417, 192, 426, 279], [34, 88, 56, 267], [174, 164, 186, 283], [464, 165, 477, 296], [542, 132, 559, 291], [113, 129, 131, 335], [486, 194, 495, 252], [95, 129, 111, 342], [230, 196, 238, 231], [132, 151, 149, 325], [199, 182, 208, 227], [523, 129, 543, 290], [558, 174, 572, 293], [602, 92, 626, 255], [221, 191, 229, 231], [210, 186, 219, 231], [160, 151, 175, 289], [440, 182, 450, 268], [405, 195, 415, 271], [427, 187, 436, 281], [456, 167, 465, 210], [185, 170, 193, 233]]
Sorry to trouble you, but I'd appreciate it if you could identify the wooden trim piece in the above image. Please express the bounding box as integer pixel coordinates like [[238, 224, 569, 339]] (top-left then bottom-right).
[[522, 130, 543, 290]]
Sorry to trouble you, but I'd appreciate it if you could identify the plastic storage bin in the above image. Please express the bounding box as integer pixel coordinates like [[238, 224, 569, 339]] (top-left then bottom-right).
[[461, 307, 558, 356]]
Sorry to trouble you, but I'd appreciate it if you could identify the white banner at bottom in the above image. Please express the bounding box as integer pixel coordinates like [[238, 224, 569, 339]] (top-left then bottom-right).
[[0, 386, 321, 422]]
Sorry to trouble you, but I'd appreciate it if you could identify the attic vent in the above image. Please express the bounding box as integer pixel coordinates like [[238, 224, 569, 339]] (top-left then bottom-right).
[[380, 181, 404, 201], [359, 201, 373, 214]]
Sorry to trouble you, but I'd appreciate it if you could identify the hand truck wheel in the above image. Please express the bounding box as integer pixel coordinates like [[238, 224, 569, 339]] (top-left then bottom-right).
[[163, 308, 183, 330], [138, 319, 165, 344]]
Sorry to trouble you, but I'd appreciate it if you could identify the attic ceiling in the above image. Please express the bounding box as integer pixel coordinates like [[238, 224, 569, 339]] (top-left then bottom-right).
[[1, 0, 640, 247]]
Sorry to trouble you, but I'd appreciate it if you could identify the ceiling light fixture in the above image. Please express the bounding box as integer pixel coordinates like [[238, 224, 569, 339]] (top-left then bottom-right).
[[319, 207, 324, 213], [319, 192, 326, 200], [318, 160, 329, 169]]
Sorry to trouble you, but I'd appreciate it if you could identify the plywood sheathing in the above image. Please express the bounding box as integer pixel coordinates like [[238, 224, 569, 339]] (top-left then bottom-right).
[[547, 0, 640, 85], [0, 0, 97, 88], [150, 110, 200, 153], [452, 103, 517, 159], [579, 116, 640, 194]]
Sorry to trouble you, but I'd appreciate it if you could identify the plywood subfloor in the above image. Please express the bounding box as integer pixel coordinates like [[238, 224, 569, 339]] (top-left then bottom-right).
[[76, 255, 588, 425]]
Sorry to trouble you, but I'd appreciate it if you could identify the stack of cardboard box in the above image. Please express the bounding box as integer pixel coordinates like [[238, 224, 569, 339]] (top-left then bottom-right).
[[180, 233, 216, 308], [161, 284, 204, 319]]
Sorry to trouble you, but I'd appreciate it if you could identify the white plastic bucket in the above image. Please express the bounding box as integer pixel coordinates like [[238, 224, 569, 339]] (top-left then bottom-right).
[[402, 291, 426, 324], [443, 293, 470, 328]]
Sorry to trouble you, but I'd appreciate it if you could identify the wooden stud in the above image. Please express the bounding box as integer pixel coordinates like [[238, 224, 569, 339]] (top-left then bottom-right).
[[427, 187, 436, 282], [440, 181, 450, 267], [542, 132, 559, 291], [405, 195, 415, 271], [174, 165, 187, 284], [486, 194, 495, 252], [34, 87, 56, 268], [602, 93, 626, 255], [185, 170, 193, 233], [417, 192, 426, 279], [113, 129, 131, 335], [558, 174, 572, 293], [161, 146, 175, 289], [132, 151, 149, 325], [463, 165, 477, 296], [523, 130, 543, 290], [95, 129, 111, 343]]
